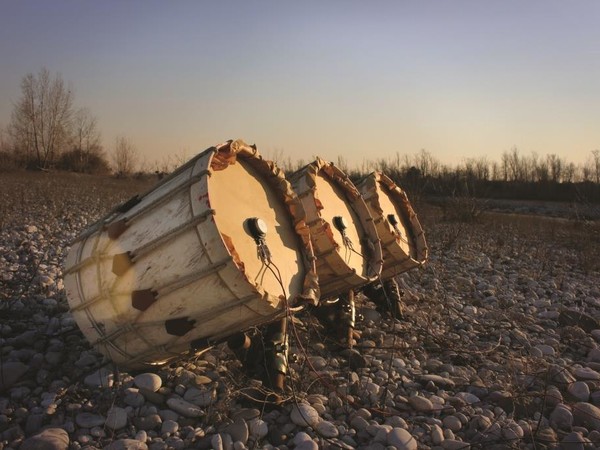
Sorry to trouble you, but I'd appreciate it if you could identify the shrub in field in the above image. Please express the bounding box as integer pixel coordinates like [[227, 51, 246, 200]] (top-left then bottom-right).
[[0, 150, 24, 171], [441, 195, 488, 223], [57, 149, 111, 174]]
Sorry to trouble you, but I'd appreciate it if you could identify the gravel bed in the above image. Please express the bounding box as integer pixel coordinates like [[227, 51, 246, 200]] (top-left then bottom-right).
[[1, 172, 600, 450]]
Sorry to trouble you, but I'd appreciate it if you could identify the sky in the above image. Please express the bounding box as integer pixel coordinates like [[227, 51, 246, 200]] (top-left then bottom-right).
[[1, 1, 599, 169]]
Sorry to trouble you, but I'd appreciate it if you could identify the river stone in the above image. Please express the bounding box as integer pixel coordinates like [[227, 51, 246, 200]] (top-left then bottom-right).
[[161, 419, 179, 435], [291, 403, 320, 427], [103, 439, 148, 450], [408, 395, 433, 412], [84, 367, 114, 388], [135, 431, 148, 443], [25, 413, 45, 434], [569, 381, 591, 402], [124, 389, 145, 407], [589, 348, 600, 363], [308, 356, 328, 370], [295, 441, 319, 450], [160, 409, 179, 421], [431, 424, 444, 445], [548, 364, 576, 385], [133, 414, 162, 430], [138, 387, 165, 405], [134, 373, 162, 392], [550, 403, 573, 430], [502, 421, 524, 440], [561, 431, 586, 450], [350, 415, 369, 431], [591, 391, 600, 406], [316, 420, 339, 438], [224, 419, 248, 444], [183, 387, 215, 407], [545, 386, 564, 407], [573, 402, 600, 430], [559, 309, 599, 332], [536, 427, 558, 443], [76, 412, 106, 428], [293, 432, 313, 445], [75, 353, 97, 368], [374, 426, 392, 443], [420, 374, 456, 388], [21, 428, 69, 450], [0, 362, 28, 391], [106, 406, 128, 430], [441, 440, 471, 449], [166, 397, 204, 417], [248, 418, 268, 439], [210, 433, 223, 450], [387, 427, 417, 450], [574, 367, 600, 381], [345, 349, 367, 369], [534, 344, 555, 356], [455, 392, 480, 405], [233, 408, 260, 421], [443, 415, 463, 432]]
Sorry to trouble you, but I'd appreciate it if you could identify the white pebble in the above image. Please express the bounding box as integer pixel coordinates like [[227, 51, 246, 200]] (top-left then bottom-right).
[[290, 403, 320, 427]]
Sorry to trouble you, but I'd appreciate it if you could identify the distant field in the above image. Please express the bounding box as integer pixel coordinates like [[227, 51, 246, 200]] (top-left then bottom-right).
[[0, 171, 155, 231]]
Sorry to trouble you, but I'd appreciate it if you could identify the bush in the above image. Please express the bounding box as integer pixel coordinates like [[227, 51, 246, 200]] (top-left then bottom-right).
[[441, 195, 488, 222], [57, 149, 111, 174], [0, 151, 24, 171]]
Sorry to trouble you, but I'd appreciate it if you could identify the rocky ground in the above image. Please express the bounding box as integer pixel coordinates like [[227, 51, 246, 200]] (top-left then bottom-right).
[[1, 171, 600, 450]]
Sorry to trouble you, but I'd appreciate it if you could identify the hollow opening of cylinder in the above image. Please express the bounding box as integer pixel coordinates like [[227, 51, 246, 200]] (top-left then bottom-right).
[[314, 173, 366, 277], [209, 158, 305, 302], [378, 183, 416, 258]]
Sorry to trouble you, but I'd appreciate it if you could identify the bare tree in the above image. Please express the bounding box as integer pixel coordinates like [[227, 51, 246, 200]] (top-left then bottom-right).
[[112, 136, 138, 176], [0, 125, 7, 152], [70, 108, 103, 172], [490, 161, 501, 180], [415, 149, 440, 178], [547, 154, 563, 183], [9, 68, 74, 169], [563, 162, 576, 183], [472, 157, 490, 181], [592, 150, 600, 184], [507, 148, 523, 182], [535, 157, 550, 182], [0, 124, 15, 170]]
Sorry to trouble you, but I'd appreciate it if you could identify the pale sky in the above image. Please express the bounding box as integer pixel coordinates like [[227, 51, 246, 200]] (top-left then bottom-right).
[[1, 1, 599, 168]]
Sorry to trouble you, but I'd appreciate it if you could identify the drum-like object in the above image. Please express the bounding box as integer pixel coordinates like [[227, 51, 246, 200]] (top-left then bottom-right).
[[64, 139, 318, 368], [289, 158, 382, 298], [356, 171, 427, 279]]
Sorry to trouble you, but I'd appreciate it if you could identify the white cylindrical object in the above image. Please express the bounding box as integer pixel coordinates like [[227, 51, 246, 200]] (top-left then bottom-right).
[[289, 158, 382, 298], [64, 139, 317, 368], [356, 171, 427, 279]]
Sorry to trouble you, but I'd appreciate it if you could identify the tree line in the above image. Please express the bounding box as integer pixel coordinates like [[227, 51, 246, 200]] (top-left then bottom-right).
[[0, 68, 141, 176], [336, 148, 600, 204], [276, 149, 600, 204]]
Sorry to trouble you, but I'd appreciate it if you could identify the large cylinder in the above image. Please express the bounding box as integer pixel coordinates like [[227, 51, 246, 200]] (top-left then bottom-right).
[[63, 139, 318, 368], [289, 158, 382, 298], [356, 171, 427, 279]]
